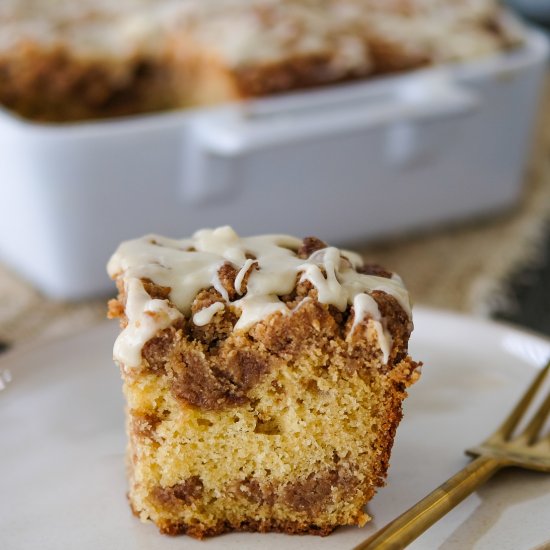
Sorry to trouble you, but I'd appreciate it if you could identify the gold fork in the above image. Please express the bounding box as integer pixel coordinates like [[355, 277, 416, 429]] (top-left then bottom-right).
[[355, 360, 550, 550]]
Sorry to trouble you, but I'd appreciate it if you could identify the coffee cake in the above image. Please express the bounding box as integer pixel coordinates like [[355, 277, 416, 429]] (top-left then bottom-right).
[[107, 226, 421, 538], [1, 0, 522, 122]]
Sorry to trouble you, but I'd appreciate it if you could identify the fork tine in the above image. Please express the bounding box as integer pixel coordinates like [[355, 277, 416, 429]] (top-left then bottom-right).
[[520, 387, 550, 444], [494, 360, 550, 441]]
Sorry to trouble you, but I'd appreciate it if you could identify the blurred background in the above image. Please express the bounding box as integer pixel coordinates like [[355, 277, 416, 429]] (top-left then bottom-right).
[[0, 0, 550, 352]]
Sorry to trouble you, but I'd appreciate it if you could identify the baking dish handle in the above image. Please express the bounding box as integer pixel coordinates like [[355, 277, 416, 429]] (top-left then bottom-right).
[[188, 73, 480, 157]]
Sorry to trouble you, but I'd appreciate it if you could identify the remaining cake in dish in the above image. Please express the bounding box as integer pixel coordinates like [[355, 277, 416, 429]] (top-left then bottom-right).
[[0, 0, 179, 121], [171, 0, 522, 103], [0, 0, 522, 122], [107, 226, 421, 538], [164, 0, 374, 105]]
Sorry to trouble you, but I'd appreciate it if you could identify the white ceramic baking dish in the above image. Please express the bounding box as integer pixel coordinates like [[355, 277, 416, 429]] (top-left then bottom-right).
[[0, 26, 547, 300]]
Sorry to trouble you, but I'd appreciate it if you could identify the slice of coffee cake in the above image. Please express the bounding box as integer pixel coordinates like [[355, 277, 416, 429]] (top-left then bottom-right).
[[107, 226, 420, 538]]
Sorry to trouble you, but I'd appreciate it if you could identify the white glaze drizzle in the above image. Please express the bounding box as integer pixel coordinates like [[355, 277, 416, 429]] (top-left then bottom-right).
[[234, 258, 256, 294], [113, 277, 183, 369], [192, 301, 225, 326], [0, 0, 519, 66], [108, 226, 411, 368], [352, 293, 391, 363]]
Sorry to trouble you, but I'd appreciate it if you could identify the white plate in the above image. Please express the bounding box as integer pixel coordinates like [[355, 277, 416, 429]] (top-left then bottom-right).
[[1, 307, 550, 550]]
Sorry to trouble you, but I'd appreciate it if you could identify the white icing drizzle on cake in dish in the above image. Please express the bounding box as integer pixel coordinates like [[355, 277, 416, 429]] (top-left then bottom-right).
[[0, 0, 521, 65], [108, 226, 411, 368]]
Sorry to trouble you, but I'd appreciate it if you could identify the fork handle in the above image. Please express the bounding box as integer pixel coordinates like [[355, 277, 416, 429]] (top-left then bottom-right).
[[355, 456, 503, 550]]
